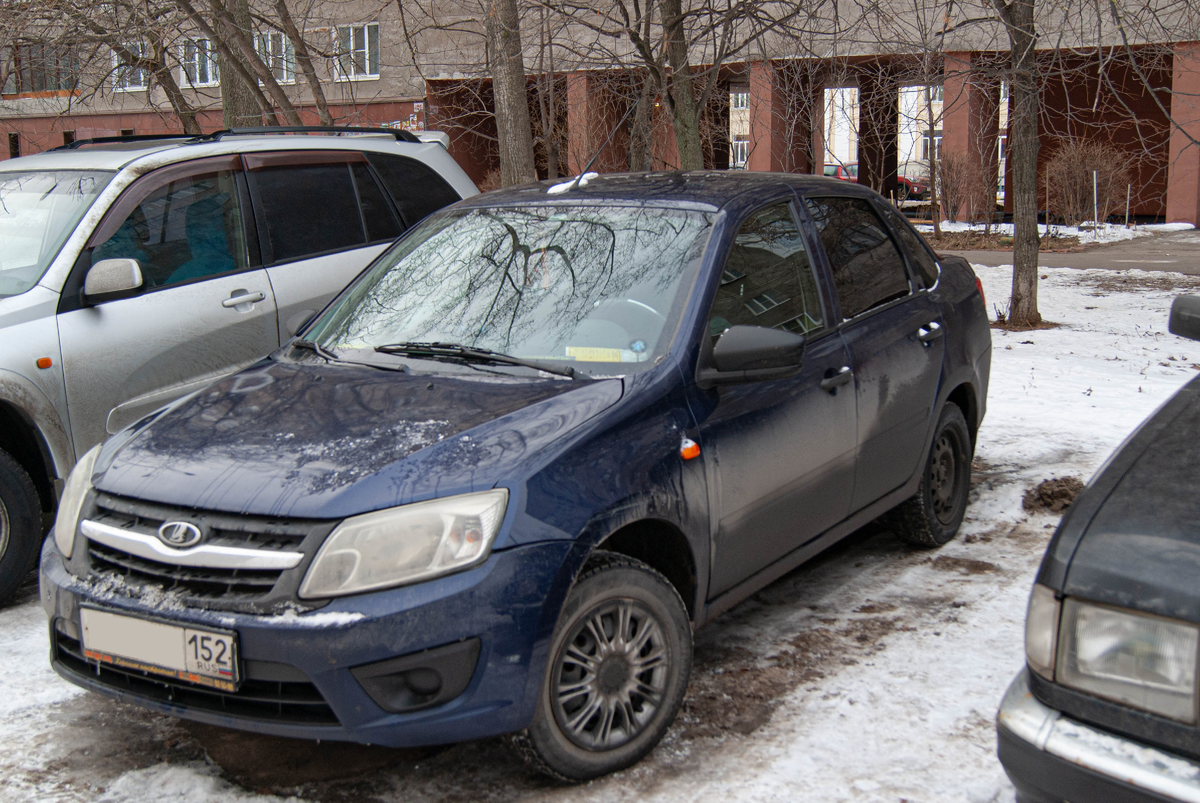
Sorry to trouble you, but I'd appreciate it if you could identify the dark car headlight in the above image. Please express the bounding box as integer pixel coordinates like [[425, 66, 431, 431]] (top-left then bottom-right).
[[299, 490, 508, 599], [1056, 598, 1199, 723]]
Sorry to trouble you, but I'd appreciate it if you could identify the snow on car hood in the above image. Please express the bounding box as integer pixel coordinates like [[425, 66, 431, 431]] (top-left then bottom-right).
[[94, 359, 622, 519]]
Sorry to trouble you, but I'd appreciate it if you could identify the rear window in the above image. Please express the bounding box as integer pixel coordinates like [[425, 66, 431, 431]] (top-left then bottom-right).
[[366, 152, 461, 226]]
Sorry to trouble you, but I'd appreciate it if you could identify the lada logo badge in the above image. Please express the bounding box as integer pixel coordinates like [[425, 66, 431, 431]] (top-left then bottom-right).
[[157, 521, 202, 549]]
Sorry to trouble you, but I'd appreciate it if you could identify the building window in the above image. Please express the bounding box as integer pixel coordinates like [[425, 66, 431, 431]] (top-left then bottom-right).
[[181, 39, 219, 87], [63, 130, 75, 146], [731, 135, 749, 168], [255, 31, 295, 84], [922, 131, 942, 161], [1000, 81, 1010, 101], [730, 91, 749, 110], [113, 42, 149, 91], [8, 132, 19, 159], [334, 22, 380, 81], [930, 84, 943, 102], [3, 44, 80, 94]]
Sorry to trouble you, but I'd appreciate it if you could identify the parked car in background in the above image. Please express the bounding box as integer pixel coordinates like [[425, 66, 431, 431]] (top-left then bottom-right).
[[42, 170, 991, 780], [998, 296, 1200, 802], [0, 127, 477, 602], [824, 162, 858, 182], [896, 161, 930, 201]]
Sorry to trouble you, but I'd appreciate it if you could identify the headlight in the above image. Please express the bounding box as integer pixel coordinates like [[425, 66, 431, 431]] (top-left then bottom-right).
[[299, 489, 508, 599], [53, 444, 101, 560], [1025, 584, 1061, 680], [1058, 598, 1199, 723]]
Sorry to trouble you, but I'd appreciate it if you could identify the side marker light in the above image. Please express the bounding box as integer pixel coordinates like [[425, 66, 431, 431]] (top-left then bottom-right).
[[36, 357, 52, 369], [680, 437, 700, 460]]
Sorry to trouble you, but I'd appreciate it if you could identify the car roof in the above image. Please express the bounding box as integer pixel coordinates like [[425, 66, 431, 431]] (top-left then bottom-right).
[[455, 170, 871, 211]]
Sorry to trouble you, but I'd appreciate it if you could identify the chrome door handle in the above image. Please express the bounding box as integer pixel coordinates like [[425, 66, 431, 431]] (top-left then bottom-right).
[[917, 321, 944, 344], [222, 291, 265, 308], [820, 366, 853, 392]]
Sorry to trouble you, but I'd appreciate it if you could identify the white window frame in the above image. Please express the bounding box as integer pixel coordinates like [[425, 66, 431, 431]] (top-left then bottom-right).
[[112, 41, 149, 92], [730, 91, 749, 110], [179, 38, 219, 88], [730, 135, 749, 168], [255, 31, 295, 85], [333, 22, 380, 81]]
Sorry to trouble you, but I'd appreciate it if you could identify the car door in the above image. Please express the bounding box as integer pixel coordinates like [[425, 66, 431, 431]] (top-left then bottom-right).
[[695, 200, 857, 598], [803, 194, 945, 512], [244, 152, 405, 341], [57, 156, 278, 455]]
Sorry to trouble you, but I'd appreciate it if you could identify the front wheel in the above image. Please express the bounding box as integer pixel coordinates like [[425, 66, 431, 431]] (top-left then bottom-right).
[[511, 552, 692, 781], [0, 448, 42, 604], [888, 402, 972, 548]]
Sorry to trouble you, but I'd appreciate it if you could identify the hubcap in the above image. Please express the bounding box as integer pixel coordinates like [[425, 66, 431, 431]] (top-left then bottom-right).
[[552, 598, 670, 751], [929, 432, 960, 525]]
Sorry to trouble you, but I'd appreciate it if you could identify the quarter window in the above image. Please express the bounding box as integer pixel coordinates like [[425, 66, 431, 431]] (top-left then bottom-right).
[[334, 23, 380, 80], [252, 163, 366, 262], [91, 170, 248, 289], [879, 203, 940, 288], [804, 196, 910, 319], [365, 152, 461, 225], [708, 202, 824, 340]]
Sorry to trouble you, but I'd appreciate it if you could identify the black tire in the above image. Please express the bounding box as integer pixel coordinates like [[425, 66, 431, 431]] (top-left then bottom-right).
[[0, 448, 42, 604], [896, 184, 911, 202], [888, 403, 972, 548], [510, 551, 692, 782]]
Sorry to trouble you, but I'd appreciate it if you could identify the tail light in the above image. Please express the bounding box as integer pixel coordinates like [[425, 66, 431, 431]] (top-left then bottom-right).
[[975, 276, 987, 308]]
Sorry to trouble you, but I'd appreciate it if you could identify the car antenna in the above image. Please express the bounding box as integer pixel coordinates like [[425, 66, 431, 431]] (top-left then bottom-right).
[[547, 101, 639, 194]]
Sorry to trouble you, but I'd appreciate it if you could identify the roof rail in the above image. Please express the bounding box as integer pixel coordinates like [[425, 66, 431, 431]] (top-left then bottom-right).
[[49, 134, 200, 152], [215, 126, 422, 143]]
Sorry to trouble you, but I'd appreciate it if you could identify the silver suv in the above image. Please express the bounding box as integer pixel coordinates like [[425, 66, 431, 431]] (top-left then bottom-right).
[[0, 128, 477, 601]]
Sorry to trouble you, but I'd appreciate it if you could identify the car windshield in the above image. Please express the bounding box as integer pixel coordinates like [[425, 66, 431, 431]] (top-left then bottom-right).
[[0, 170, 113, 298], [308, 204, 713, 375]]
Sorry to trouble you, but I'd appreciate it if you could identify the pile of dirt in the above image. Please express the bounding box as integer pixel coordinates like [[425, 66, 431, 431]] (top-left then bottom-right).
[[924, 231, 1084, 252], [1023, 477, 1085, 513]]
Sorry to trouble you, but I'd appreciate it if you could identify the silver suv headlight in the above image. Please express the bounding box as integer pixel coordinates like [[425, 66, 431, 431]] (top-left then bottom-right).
[[1057, 598, 1199, 723], [299, 489, 508, 599], [53, 444, 101, 560]]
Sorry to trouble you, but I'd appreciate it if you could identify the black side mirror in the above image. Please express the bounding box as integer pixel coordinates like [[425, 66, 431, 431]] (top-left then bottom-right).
[[1170, 296, 1200, 343], [83, 258, 144, 305], [697, 325, 805, 388]]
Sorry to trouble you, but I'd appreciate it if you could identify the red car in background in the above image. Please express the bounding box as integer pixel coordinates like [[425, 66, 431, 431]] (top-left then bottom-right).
[[824, 161, 929, 201]]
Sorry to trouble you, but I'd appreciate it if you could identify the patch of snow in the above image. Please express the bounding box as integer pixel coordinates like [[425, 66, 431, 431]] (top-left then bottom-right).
[[546, 172, 598, 194], [98, 762, 304, 802], [914, 220, 1189, 245], [0, 599, 83, 722], [257, 608, 366, 627]]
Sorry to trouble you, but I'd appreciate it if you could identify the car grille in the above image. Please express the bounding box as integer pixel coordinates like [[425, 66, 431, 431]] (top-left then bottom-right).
[[83, 492, 335, 612], [53, 627, 339, 725]]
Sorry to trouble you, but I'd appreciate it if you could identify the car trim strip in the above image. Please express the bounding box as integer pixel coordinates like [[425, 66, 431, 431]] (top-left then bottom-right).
[[999, 669, 1200, 803], [80, 520, 304, 570]]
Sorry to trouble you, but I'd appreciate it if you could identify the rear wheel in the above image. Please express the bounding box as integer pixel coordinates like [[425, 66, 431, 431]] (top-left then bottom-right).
[[0, 448, 42, 604], [511, 552, 692, 781], [888, 403, 972, 548]]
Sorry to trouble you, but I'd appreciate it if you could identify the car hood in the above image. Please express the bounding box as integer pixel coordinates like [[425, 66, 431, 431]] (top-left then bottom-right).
[[1054, 375, 1200, 621], [95, 359, 623, 520]]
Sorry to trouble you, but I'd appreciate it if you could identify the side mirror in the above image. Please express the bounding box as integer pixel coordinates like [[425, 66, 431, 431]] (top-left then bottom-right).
[[1169, 295, 1200, 343], [84, 258, 144, 305], [697, 325, 805, 388]]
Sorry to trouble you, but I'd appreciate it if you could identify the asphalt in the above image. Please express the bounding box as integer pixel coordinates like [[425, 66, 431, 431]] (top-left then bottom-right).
[[941, 227, 1200, 274]]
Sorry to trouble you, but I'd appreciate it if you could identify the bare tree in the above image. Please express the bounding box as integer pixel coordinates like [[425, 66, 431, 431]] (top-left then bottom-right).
[[486, 0, 537, 184]]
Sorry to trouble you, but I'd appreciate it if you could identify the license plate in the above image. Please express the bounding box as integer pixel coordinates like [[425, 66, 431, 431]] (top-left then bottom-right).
[[80, 607, 240, 692]]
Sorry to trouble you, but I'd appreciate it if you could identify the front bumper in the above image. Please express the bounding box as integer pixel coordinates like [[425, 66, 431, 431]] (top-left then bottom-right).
[[40, 536, 576, 747], [997, 669, 1200, 803]]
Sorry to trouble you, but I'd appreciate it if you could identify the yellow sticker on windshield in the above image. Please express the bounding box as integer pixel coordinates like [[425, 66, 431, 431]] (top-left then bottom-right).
[[566, 347, 623, 362]]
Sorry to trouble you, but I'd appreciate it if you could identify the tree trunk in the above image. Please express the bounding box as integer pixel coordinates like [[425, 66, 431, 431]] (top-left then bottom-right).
[[629, 72, 657, 171], [996, 0, 1041, 326], [216, 0, 264, 127], [485, 0, 537, 186], [660, 0, 703, 170], [150, 38, 202, 134], [275, 0, 332, 125]]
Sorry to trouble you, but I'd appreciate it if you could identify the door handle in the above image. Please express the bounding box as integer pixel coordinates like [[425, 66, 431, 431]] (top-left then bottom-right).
[[820, 366, 853, 392], [222, 291, 265, 308], [917, 321, 944, 344]]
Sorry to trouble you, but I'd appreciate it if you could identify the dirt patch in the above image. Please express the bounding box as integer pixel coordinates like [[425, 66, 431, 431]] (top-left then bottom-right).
[[1023, 476, 1085, 513], [928, 556, 1000, 575], [990, 317, 1062, 332], [1076, 271, 1200, 296], [926, 231, 1084, 252]]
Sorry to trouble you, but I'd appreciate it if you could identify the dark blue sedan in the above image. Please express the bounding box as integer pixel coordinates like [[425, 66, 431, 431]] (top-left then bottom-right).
[[41, 171, 991, 780]]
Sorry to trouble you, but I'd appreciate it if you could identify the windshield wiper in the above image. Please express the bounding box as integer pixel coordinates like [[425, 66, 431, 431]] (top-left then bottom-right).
[[291, 338, 407, 373], [373, 342, 576, 378]]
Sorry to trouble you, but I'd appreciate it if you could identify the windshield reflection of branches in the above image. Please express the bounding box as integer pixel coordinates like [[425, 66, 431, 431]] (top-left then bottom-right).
[[321, 206, 710, 359]]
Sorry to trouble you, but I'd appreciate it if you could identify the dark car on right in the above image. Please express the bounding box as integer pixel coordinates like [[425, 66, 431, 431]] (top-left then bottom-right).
[[998, 296, 1200, 802]]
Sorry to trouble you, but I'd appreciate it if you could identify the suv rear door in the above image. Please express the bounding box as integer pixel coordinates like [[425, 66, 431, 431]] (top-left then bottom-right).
[[56, 156, 279, 454]]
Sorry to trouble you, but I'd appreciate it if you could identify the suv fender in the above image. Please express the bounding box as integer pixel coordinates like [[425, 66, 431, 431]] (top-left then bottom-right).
[[0, 368, 73, 502]]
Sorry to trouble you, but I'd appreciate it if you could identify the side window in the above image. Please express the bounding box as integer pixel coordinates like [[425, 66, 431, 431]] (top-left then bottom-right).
[[251, 163, 365, 263], [804, 196, 910, 319], [91, 170, 247, 289], [879, 203, 940, 288], [708, 202, 824, 340], [366, 152, 462, 226], [351, 162, 403, 242]]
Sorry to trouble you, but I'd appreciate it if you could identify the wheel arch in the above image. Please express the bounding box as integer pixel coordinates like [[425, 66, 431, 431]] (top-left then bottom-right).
[[944, 382, 979, 449], [595, 519, 698, 621], [0, 398, 61, 513]]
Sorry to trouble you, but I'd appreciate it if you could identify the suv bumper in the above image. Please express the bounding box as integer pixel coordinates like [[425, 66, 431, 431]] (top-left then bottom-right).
[[997, 669, 1200, 803], [40, 536, 575, 747]]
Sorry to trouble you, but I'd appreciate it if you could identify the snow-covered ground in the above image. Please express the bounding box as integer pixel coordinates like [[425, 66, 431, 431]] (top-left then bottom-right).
[[2, 263, 1199, 802], [915, 220, 1195, 245]]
